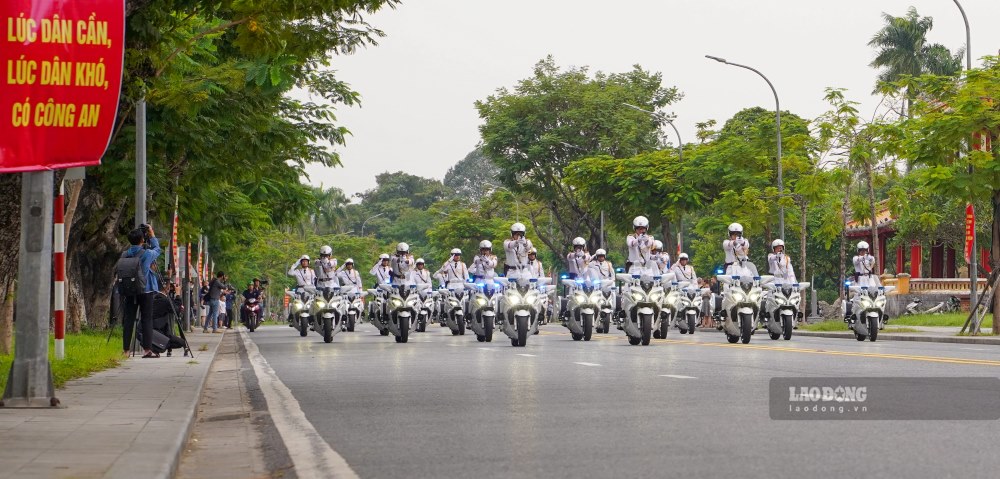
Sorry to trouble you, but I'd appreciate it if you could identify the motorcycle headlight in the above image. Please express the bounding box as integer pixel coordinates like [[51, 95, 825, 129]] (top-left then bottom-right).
[[874, 296, 886, 308], [314, 300, 326, 309], [631, 290, 646, 302], [666, 291, 681, 305], [476, 297, 487, 306], [788, 293, 800, 305], [390, 298, 404, 308], [859, 297, 875, 310], [524, 291, 539, 304], [772, 295, 787, 306], [589, 291, 604, 304], [293, 300, 304, 311], [748, 289, 762, 303], [448, 297, 460, 307], [573, 291, 587, 303], [648, 290, 664, 304], [730, 289, 746, 303], [505, 292, 521, 305]]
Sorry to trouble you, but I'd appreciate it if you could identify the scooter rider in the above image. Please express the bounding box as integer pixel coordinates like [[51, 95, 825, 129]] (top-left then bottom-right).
[[503, 222, 534, 278], [370, 254, 392, 285], [471, 240, 498, 281], [390, 242, 415, 284], [586, 249, 615, 281], [315, 245, 338, 290], [852, 241, 880, 288], [566, 237, 591, 279], [525, 247, 545, 279], [670, 253, 696, 283], [336, 258, 363, 291], [652, 240, 671, 274], [768, 239, 797, 283], [434, 249, 469, 287], [287, 255, 316, 292], [626, 216, 654, 274]]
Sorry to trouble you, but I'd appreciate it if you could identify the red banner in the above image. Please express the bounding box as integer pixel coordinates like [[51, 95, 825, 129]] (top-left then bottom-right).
[[964, 204, 975, 263], [0, 0, 124, 172]]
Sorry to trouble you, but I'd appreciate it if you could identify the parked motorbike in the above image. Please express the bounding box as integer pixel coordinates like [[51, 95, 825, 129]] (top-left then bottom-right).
[[715, 274, 772, 344], [310, 286, 347, 343], [561, 278, 614, 341], [615, 273, 665, 346], [499, 277, 550, 347], [441, 285, 468, 335], [241, 297, 262, 332], [466, 281, 501, 342], [903, 296, 960, 316], [677, 286, 708, 335], [763, 281, 809, 341], [844, 285, 895, 342]]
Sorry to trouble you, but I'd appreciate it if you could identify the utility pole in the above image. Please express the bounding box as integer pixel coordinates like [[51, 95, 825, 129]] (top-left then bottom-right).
[[2, 172, 58, 408], [135, 99, 147, 227]]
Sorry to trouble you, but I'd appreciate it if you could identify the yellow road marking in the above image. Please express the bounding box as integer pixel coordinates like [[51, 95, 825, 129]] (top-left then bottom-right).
[[537, 330, 1000, 367]]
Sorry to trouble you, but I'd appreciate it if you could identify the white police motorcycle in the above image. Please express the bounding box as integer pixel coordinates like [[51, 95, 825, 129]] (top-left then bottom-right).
[[441, 285, 468, 336], [615, 272, 665, 346], [343, 290, 363, 332], [715, 273, 773, 344], [677, 285, 707, 335], [844, 284, 894, 342], [288, 289, 315, 337], [499, 277, 550, 347], [466, 280, 501, 342], [763, 281, 809, 340], [654, 273, 688, 339], [380, 283, 428, 343], [415, 289, 437, 333], [366, 286, 391, 336], [561, 277, 614, 341], [310, 285, 347, 343]]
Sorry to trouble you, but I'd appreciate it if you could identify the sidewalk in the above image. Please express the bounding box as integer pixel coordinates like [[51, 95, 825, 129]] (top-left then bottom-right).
[[0, 330, 225, 479]]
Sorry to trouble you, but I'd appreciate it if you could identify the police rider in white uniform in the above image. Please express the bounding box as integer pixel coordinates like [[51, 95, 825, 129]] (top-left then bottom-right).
[[336, 258, 363, 292], [723, 223, 757, 277], [669, 252, 696, 284], [370, 254, 392, 285], [852, 241, 880, 288], [626, 216, 654, 274], [503, 222, 534, 278], [471, 240, 499, 282], [586, 249, 615, 282], [288, 255, 316, 292], [767, 239, 797, 284], [525, 247, 545, 279], [390, 242, 415, 285], [566, 237, 591, 279], [652, 240, 671, 275], [314, 245, 338, 290], [434, 249, 469, 287]]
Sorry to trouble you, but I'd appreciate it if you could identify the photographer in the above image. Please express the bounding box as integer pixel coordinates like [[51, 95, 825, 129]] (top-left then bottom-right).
[[117, 224, 161, 358], [203, 271, 228, 333]]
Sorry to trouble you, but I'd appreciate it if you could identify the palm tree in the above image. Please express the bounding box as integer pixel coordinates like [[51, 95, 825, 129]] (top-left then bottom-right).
[[868, 7, 963, 118], [308, 186, 349, 235]]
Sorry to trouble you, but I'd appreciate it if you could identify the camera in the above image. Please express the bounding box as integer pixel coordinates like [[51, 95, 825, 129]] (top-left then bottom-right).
[[140, 223, 152, 241]]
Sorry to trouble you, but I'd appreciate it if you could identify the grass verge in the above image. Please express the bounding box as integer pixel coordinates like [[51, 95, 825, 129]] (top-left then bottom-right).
[[0, 329, 123, 392], [801, 320, 848, 332], [889, 313, 993, 328]]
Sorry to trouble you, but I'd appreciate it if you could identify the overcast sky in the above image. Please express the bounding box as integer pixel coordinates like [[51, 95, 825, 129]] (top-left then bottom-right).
[[302, 0, 1000, 197]]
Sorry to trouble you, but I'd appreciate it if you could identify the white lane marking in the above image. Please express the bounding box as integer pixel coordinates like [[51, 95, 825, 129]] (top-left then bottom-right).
[[517, 354, 536, 357], [660, 374, 697, 379], [574, 362, 601, 367], [963, 348, 988, 351], [240, 330, 359, 479]]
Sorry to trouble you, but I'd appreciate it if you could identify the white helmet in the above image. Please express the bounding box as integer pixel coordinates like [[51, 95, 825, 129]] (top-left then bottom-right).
[[653, 240, 663, 250], [771, 239, 784, 250], [572, 237, 586, 247], [728, 223, 744, 234], [344, 258, 354, 264], [857, 241, 870, 250], [300, 254, 311, 261], [319, 245, 332, 256], [450, 248, 462, 255], [511, 222, 526, 233], [379, 253, 390, 260], [633, 216, 649, 228], [678, 252, 689, 260], [594, 248, 607, 256], [416, 258, 425, 264], [479, 240, 493, 249], [397, 242, 409, 253], [528, 247, 538, 254]]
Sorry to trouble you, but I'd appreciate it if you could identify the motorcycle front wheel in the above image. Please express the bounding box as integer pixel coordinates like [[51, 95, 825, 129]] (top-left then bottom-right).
[[323, 317, 333, 343], [484, 317, 493, 342], [299, 316, 309, 337], [739, 313, 753, 344], [583, 313, 593, 341], [640, 314, 652, 346], [515, 315, 528, 347], [783, 315, 793, 340]]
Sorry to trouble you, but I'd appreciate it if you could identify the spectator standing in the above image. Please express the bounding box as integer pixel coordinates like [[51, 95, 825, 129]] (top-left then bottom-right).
[[204, 271, 227, 333], [117, 224, 161, 358]]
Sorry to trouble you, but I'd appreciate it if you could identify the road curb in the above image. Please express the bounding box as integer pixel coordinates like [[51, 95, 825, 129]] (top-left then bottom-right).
[[161, 332, 226, 479], [695, 327, 1000, 345]]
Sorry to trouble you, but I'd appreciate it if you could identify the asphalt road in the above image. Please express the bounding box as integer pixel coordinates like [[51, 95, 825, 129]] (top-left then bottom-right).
[[247, 322, 1000, 479]]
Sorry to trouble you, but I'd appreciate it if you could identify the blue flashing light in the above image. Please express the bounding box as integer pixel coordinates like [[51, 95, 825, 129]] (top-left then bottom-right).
[[715, 268, 724, 274], [615, 268, 624, 273], [529, 278, 538, 283], [753, 276, 761, 281], [560, 274, 569, 279], [508, 278, 517, 283], [631, 274, 640, 279]]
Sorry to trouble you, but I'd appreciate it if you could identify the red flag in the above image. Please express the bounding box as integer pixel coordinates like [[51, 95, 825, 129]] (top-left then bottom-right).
[[171, 196, 179, 284]]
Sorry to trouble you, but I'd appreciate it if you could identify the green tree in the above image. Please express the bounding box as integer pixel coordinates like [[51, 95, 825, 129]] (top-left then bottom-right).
[[886, 57, 1000, 333], [868, 6, 963, 117], [476, 56, 681, 253], [443, 149, 501, 203]]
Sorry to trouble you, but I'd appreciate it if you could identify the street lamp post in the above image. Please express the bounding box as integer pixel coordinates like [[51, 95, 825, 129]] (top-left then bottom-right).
[[621, 104, 683, 162], [705, 55, 784, 240], [361, 213, 384, 237], [952, 0, 978, 315]]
